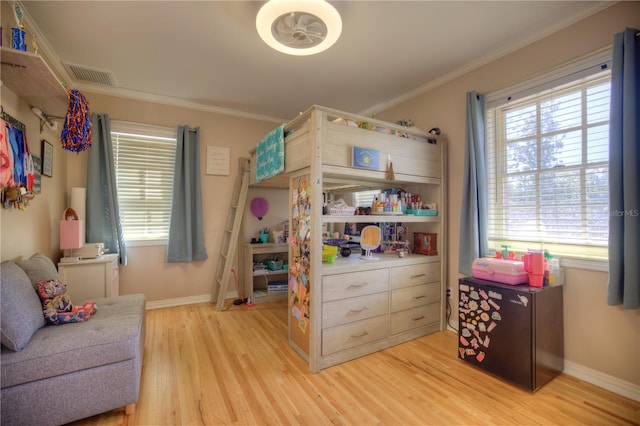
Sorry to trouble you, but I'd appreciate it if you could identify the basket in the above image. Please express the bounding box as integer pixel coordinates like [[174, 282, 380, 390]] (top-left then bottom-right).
[[267, 281, 288, 293], [328, 207, 356, 216], [406, 209, 438, 216], [265, 259, 284, 271]]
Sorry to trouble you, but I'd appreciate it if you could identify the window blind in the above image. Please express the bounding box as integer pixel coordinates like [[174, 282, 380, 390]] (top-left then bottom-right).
[[111, 121, 177, 241], [486, 64, 611, 260]]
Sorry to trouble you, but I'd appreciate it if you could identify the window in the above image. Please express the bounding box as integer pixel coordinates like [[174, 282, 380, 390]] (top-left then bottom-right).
[[111, 121, 177, 243], [486, 52, 611, 260]]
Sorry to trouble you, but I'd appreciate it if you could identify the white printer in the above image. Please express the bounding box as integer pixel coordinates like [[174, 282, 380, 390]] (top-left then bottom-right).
[[71, 243, 105, 259]]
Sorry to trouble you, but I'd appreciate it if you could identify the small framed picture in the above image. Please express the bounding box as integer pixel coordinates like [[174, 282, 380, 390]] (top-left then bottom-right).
[[32, 155, 42, 194], [42, 140, 53, 177], [352, 146, 380, 170]]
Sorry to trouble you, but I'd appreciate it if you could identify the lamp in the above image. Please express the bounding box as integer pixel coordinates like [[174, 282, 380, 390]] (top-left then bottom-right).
[[256, 0, 342, 56]]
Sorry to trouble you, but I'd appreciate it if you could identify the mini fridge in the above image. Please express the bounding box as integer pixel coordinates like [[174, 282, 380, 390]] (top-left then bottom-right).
[[458, 277, 564, 391]]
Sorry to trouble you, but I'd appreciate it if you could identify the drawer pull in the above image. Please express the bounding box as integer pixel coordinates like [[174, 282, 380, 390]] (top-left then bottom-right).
[[348, 306, 369, 314], [348, 282, 368, 288], [412, 315, 426, 321], [413, 295, 427, 300], [350, 331, 369, 338], [410, 273, 426, 279]]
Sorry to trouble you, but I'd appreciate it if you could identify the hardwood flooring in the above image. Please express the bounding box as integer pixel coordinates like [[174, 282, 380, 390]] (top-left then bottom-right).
[[71, 300, 639, 426]]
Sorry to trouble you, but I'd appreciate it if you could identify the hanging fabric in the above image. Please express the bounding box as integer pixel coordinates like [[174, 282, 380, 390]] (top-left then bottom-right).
[[86, 113, 127, 265], [166, 126, 208, 262], [0, 107, 35, 209], [0, 118, 15, 187], [458, 91, 489, 275], [607, 27, 640, 309]]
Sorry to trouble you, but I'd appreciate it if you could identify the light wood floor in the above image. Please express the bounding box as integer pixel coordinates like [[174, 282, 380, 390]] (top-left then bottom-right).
[[71, 300, 639, 426]]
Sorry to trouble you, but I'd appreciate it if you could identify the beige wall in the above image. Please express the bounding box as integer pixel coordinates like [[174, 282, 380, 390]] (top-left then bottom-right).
[[375, 1, 640, 388], [1, 0, 638, 393], [0, 85, 287, 303]]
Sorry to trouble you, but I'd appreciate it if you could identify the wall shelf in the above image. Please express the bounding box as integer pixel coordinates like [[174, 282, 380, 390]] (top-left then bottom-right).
[[1, 47, 68, 116]]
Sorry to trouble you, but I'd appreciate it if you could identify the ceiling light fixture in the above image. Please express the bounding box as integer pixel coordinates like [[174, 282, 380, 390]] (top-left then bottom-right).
[[256, 0, 342, 56]]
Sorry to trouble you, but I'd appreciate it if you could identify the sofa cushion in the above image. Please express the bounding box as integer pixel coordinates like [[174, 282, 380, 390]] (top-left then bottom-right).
[[1, 261, 46, 351], [16, 253, 59, 286], [1, 294, 145, 388]]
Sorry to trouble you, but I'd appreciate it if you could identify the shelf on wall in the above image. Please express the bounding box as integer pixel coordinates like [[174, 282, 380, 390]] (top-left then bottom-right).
[[1, 47, 68, 116]]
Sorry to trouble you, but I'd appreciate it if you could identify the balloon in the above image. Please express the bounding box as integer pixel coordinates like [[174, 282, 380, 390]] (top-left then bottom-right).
[[250, 197, 268, 220]]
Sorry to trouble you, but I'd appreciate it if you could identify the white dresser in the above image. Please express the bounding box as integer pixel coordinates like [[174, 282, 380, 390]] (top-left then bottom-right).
[[57, 254, 120, 303]]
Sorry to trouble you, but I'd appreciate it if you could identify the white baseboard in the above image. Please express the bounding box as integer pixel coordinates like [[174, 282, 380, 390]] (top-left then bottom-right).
[[447, 320, 637, 400], [563, 360, 640, 402], [145, 290, 238, 310]]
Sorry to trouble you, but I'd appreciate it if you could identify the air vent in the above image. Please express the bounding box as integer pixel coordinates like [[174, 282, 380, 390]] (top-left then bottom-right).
[[63, 62, 117, 87]]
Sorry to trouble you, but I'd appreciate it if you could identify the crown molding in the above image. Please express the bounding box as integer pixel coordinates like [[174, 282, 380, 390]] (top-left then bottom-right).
[[360, 1, 615, 117], [15, 1, 285, 125]]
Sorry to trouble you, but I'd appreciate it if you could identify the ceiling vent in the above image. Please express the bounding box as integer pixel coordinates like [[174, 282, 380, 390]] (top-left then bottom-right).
[[63, 62, 117, 87]]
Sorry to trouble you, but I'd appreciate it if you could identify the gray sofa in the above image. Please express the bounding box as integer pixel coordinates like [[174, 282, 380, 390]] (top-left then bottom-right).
[[0, 254, 145, 426]]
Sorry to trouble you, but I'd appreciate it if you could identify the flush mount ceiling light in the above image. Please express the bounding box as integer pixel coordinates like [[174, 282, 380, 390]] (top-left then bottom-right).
[[256, 0, 342, 56]]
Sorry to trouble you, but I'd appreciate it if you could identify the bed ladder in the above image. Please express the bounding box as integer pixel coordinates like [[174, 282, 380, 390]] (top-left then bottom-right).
[[213, 158, 250, 311]]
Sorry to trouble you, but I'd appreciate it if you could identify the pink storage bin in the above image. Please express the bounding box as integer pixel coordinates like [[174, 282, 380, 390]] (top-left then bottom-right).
[[471, 258, 529, 285]]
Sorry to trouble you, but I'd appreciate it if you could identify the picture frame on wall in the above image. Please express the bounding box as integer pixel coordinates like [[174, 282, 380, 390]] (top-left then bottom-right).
[[42, 139, 53, 177], [32, 155, 42, 194]]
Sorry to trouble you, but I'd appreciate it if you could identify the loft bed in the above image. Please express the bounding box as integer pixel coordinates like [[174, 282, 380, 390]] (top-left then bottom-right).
[[249, 105, 443, 191], [246, 105, 446, 373]]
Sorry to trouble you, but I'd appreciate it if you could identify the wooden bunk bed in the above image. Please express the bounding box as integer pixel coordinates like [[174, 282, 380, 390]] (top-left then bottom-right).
[[248, 105, 447, 372]]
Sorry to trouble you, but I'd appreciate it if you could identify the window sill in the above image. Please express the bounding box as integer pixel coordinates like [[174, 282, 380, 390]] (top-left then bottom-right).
[[487, 245, 608, 272], [125, 239, 167, 248]]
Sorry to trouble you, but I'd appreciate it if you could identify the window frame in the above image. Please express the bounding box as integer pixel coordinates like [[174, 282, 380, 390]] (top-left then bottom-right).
[[484, 49, 612, 267], [110, 121, 177, 245]]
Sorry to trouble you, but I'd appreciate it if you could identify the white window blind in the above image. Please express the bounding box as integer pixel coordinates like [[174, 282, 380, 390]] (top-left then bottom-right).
[[111, 121, 177, 242], [486, 56, 611, 260]]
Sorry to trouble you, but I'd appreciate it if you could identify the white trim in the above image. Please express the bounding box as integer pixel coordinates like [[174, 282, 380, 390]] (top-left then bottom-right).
[[144, 291, 239, 310], [125, 240, 167, 248], [563, 360, 640, 402], [486, 47, 612, 107]]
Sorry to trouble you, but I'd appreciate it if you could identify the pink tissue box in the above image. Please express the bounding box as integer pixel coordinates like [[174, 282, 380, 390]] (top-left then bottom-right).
[[472, 258, 529, 285]]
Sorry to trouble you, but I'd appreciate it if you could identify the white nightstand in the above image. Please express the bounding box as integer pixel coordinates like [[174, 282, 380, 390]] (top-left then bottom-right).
[[57, 254, 120, 303]]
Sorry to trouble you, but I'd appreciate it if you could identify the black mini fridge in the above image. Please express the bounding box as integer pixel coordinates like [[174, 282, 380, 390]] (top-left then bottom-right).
[[458, 277, 564, 391]]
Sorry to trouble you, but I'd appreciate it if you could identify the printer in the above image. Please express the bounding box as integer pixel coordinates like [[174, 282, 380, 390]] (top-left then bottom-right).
[[71, 243, 105, 259]]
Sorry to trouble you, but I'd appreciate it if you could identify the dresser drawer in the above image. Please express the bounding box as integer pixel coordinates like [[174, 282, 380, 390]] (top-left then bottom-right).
[[322, 315, 389, 356], [391, 262, 440, 289], [322, 292, 389, 328], [390, 303, 441, 335], [322, 269, 388, 302], [391, 282, 440, 312]]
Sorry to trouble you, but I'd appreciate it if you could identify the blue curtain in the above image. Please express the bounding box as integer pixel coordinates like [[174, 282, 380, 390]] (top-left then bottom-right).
[[608, 28, 640, 309], [459, 91, 489, 276], [166, 126, 208, 262], [86, 113, 127, 265]]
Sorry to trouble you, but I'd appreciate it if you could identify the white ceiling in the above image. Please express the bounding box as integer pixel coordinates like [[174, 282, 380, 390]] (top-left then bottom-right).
[[20, 1, 612, 122]]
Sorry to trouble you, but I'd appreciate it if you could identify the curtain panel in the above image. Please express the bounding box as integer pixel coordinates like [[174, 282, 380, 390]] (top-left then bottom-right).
[[459, 91, 489, 275], [86, 113, 127, 265], [166, 126, 208, 262], [607, 28, 640, 309]]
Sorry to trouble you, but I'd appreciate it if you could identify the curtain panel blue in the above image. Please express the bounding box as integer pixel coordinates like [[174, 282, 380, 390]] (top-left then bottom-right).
[[86, 113, 127, 265], [459, 91, 489, 275], [608, 28, 640, 309], [166, 126, 208, 262]]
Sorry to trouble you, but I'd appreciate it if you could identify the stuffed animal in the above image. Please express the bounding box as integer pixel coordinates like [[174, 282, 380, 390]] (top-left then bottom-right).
[[36, 279, 97, 325]]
